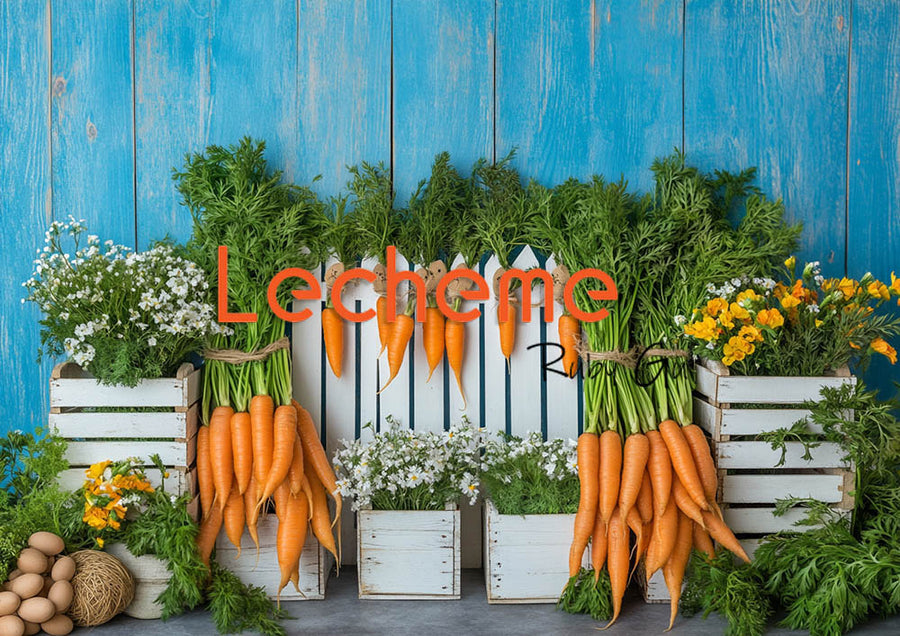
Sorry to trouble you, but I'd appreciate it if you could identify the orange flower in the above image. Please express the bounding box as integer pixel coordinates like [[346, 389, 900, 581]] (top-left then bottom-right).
[[730, 302, 750, 321], [871, 337, 897, 364], [868, 281, 890, 301], [739, 325, 763, 343], [705, 297, 728, 317], [837, 277, 858, 299], [756, 308, 785, 328], [780, 295, 801, 310]]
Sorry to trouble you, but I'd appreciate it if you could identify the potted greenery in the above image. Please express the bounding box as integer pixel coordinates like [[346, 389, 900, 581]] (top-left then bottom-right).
[[333, 420, 482, 599]]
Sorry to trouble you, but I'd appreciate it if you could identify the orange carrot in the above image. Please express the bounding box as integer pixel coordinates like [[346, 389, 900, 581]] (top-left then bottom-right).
[[293, 401, 342, 530], [322, 306, 343, 378], [423, 306, 445, 382], [305, 457, 338, 565], [250, 395, 274, 495], [273, 478, 290, 522], [605, 506, 629, 628], [558, 313, 580, 377], [569, 432, 600, 577], [701, 510, 750, 563], [682, 424, 719, 503], [636, 521, 652, 563], [223, 483, 245, 557], [599, 430, 622, 525], [637, 470, 653, 523], [625, 506, 644, 580], [499, 305, 516, 369], [663, 513, 694, 631], [196, 502, 223, 569], [256, 405, 298, 515], [243, 475, 260, 556], [380, 313, 415, 391], [276, 493, 309, 603], [646, 429, 672, 519], [300, 473, 315, 519], [619, 433, 650, 525], [376, 295, 391, 356], [647, 496, 679, 578], [693, 523, 715, 559], [231, 411, 252, 496], [209, 406, 234, 513], [445, 319, 466, 406], [287, 433, 304, 496], [590, 512, 607, 579], [672, 477, 706, 528], [659, 420, 709, 511], [197, 425, 213, 519]]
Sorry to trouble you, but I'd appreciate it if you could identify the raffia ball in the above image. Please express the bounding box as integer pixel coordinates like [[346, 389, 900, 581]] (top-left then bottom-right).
[[67, 550, 134, 627]]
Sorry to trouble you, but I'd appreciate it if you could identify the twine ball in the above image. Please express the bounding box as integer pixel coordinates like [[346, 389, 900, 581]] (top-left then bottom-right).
[[68, 550, 135, 626]]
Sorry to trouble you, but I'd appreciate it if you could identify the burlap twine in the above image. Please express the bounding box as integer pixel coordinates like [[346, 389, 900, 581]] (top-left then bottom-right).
[[576, 337, 689, 370], [69, 550, 135, 627], [204, 336, 290, 364]]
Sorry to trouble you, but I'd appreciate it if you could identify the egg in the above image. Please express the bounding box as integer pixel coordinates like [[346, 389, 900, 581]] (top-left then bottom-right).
[[0, 592, 20, 617], [49, 557, 75, 583], [27, 533, 64, 558], [0, 615, 24, 636], [7, 574, 41, 601], [40, 614, 72, 636], [21, 622, 38, 636], [46, 581, 72, 615], [16, 597, 54, 625], [14, 551, 46, 576]]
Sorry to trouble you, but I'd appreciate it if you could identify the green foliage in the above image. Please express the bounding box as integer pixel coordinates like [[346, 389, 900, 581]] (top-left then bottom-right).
[[348, 162, 401, 264], [403, 152, 467, 267], [557, 568, 613, 621], [207, 562, 290, 636], [0, 428, 68, 502]]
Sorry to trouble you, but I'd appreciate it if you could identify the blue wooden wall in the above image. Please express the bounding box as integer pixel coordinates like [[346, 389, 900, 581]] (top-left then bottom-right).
[[2, 0, 898, 435]]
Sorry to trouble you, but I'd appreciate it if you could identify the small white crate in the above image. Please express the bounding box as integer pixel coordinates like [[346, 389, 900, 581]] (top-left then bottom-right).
[[49, 361, 200, 497], [483, 500, 586, 604], [216, 515, 333, 600], [357, 503, 460, 600]]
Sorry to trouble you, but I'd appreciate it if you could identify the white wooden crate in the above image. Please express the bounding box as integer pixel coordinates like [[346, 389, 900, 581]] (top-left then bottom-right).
[[483, 500, 587, 604], [49, 361, 200, 497], [357, 504, 460, 600], [216, 514, 333, 600]]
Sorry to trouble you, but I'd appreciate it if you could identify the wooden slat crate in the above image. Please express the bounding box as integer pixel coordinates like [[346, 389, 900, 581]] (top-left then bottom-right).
[[216, 515, 333, 600], [49, 361, 200, 497], [357, 504, 460, 600], [483, 500, 588, 604]]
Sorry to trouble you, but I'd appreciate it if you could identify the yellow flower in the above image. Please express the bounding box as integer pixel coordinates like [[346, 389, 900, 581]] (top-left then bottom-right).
[[784, 256, 796, 270], [868, 281, 890, 301], [730, 302, 750, 321], [83, 506, 108, 530], [815, 319, 823, 328], [87, 460, 112, 481], [891, 272, 900, 294], [96, 537, 105, 548], [736, 289, 759, 305], [756, 308, 785, 328], [871, 337, 897, 364], [780, 295, 801, 310], [684, 315, 720, 341], [718, 310, 735, 329], [723, 336, 755, 365], [705, 297, 728, 317], [837, 277, 858, 299], [739, 325, 763, 343]]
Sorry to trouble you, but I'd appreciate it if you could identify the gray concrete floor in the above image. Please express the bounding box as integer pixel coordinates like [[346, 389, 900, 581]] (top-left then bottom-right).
[[85, 568, 900, 635]]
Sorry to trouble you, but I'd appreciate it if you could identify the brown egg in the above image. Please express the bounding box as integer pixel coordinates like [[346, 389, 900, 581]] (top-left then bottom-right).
[[49, 557, 74, 583], [16, 597, 54, 625], [7, 574, 41, 601], [14, 551, 46, 576], [26, 534, 64, 558], [0, 592, 19, 617], [20, 622, 38, 636], [40, 614, 72, 636], [0, 615, 24, 636], [46, 581, 72, 615]]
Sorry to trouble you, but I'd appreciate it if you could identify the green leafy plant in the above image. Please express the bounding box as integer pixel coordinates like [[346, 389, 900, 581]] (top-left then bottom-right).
[[557, 568, 613, 621], [207, 562, 290, 636]]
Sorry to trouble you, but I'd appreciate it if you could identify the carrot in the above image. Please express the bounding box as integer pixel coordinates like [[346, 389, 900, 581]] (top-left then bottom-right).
[[619, 433, 650, 525], [223, 483, 245, 557], [300, 473, 315, 520], [558, 313, 580, 377], [305, 457, 338, 565], [598, 430, 622, 525], [590, 513, 607, 579], [256, 405, 297, 515], [445, 319, 466, 406], [243, 475, 260, 556], [196, 502, 223, 569], [375, 295, 391, 356], [250, 395, 274, 496], [197, 425, 214, 519], [231, 411, 252, 496], [647, 496, 679, 578], [322, 306, 343, 377], [276, 493, 309, 603], [636, 521, 652, 563], [604, 506, 629, 628], [646, 429, 672, 519], [701, 510, 750, 563], [569, 432, 600, 577], [498, 305, 516, 370], [273, 478, 290, 521], [663, 513, 694, 631], [672, 476, 707, 528], [293, 401, 342, 529], [659, 420, 709, 511], [637, 470, 653, 523], [682, 424, 719, 503], [423, 306, 445, 382], [287, 432, 305, 496], [380, 314, 415, 392], [209, 406, 234, 513], [625, 506, 644, 580], [693, 523, 715, 559]]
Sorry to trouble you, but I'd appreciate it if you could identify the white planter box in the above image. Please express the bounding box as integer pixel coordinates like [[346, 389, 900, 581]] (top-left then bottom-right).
[[106, 542, 169, 619], [357, 504, 460, 600], [216, 514, 333, 600], [483, 500, 586, 604], [49, 362, 199, 499]]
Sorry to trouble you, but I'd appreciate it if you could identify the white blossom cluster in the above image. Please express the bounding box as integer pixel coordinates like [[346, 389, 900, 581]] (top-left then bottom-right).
[[481, 431, 578, 485], [333, 419, 485, 511]]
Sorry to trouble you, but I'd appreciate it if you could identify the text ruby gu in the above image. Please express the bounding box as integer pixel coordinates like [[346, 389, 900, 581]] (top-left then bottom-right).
[[217, 245, 618, 324]]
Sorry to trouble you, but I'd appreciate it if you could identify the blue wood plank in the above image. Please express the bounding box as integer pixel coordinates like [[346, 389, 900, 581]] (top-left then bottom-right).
[[52, 0, 136, 247], [685, 0, 850, 276], [847, 0, 900, 397], [135, 0, 211, 247], [496, 0, 683, 191], [0, 1, 51, 436], [296, 0, 391, 196]]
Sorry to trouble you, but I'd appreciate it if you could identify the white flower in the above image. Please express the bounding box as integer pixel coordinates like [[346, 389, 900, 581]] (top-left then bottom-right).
[[673, 314, 686, 326], [147, 336, 157, 346]]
